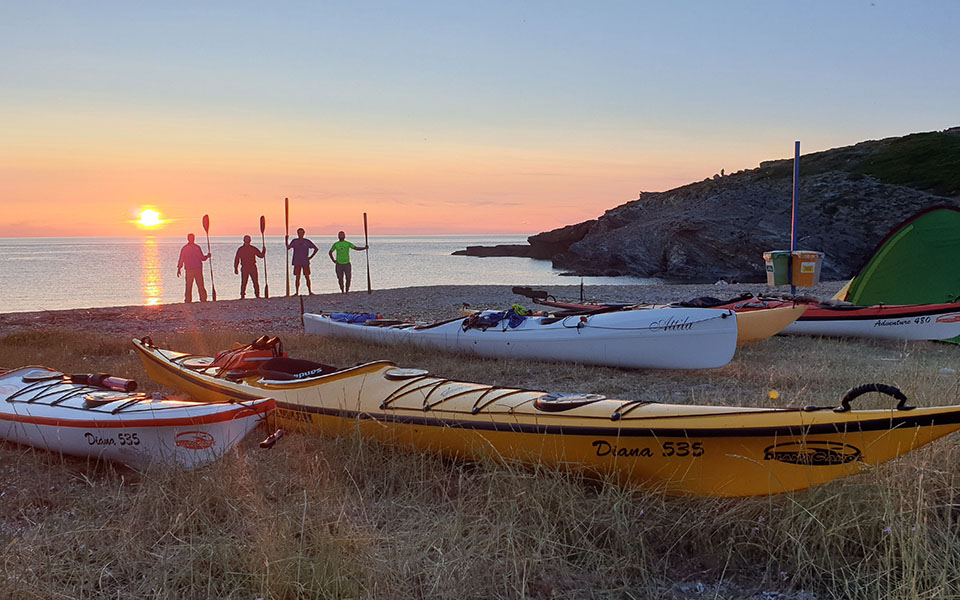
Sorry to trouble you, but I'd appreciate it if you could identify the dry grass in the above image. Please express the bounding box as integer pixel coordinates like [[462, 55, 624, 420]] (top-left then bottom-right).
[[2, 328, 960, 599]]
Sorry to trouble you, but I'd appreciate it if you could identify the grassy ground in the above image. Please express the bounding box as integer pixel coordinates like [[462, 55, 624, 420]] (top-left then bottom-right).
[[2, 329, 960, 599]]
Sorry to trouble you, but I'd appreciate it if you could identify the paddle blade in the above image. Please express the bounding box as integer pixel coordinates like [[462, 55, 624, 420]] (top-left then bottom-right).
[[21, 370, 65, 382], [202, 214, 210, 232], [512, 286, 548, 300], [260, 215, 266, 233]]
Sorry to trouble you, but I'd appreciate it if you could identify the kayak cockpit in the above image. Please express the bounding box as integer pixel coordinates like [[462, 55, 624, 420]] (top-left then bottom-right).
[[257, 357, 338, 381]]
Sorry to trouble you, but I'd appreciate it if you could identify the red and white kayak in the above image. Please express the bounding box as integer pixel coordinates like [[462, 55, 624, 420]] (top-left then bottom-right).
[[721, 300, 960, 341], [0, 366, 275, 469]]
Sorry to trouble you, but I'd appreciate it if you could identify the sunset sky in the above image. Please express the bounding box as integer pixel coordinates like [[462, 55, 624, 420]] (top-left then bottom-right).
[[2, 1, 958, 237]]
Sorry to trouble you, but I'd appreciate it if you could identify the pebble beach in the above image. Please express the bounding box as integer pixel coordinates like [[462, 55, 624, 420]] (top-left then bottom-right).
[[0, 281, 846, 337]]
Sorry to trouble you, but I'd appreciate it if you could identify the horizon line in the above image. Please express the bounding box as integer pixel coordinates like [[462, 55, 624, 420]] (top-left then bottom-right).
[[0, 231, 537, 239]]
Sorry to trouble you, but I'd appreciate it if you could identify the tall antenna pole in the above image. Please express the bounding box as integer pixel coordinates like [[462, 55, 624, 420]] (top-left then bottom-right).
[[790, 141, 800, 295]]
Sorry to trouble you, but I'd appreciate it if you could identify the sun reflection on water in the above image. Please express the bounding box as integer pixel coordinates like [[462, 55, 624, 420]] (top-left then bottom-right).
[[141, 237, 163, 306]]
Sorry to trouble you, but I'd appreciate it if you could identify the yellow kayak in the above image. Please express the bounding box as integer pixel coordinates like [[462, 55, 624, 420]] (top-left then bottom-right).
[[734, 304, 807, 344], [133, 337, 960, 497]]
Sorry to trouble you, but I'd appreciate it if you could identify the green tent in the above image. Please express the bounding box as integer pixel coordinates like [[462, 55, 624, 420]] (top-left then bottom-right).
[[843, 206, 960, 343], [845, 206, 960, 306]]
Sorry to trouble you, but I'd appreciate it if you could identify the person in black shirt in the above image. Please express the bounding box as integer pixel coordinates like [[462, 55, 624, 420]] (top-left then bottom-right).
[[234, 235, 265, 299]]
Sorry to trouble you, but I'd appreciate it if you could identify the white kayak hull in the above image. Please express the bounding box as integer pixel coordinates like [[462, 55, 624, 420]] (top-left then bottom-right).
[[0, 367, 275, 469], [304, 308, 738, 369]]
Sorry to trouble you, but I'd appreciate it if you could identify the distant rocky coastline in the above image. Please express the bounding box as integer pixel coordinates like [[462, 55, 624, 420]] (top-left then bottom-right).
[[455, 127, 960, 283], [452, 244, 544, 259]]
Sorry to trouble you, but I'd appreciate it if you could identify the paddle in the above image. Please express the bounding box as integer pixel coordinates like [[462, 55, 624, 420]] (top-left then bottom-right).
[[363, 212, 372, 294], [202, 214, 217, 301], [20, 370, 66, 382], [21, 370, 137, 392], [260, 215, 269, 298], [284, 197, 290, 297], [512, 286, 550, 301]]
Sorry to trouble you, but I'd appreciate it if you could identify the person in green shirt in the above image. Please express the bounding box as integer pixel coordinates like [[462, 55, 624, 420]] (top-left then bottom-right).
[[328, 230, 368, 293]]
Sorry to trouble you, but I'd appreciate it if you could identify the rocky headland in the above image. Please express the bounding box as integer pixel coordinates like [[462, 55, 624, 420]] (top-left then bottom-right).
[[455, 127, 960, 282]]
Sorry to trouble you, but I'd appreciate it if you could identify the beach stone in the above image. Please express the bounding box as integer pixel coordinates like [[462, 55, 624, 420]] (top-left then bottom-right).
[[0, 281, 846, 338]]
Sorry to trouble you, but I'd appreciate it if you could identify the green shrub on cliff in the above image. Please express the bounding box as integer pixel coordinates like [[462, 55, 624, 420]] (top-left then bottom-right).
[[759, 128, 960, 198]]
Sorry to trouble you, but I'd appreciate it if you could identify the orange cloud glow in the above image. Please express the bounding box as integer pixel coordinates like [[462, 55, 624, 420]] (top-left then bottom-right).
[[0, 108, 768, 237]]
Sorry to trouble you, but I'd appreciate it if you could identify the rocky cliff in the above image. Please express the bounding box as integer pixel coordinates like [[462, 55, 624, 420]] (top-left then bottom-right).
[[457, 128, 960, 282]]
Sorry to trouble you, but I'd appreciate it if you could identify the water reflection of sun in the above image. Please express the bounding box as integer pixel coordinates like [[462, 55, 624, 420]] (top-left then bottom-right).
[[142, 237, 163, 306]]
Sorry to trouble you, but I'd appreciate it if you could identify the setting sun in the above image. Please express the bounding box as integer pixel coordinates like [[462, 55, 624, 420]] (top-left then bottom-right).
[[136, 209, 164, 228]]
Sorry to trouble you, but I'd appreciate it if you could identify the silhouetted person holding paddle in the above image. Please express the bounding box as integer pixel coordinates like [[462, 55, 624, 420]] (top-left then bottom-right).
[[328, 230, 368, 293], [177, 233, 211, 303], [234, 235, 265, 299], [287, 227, 318, 294]]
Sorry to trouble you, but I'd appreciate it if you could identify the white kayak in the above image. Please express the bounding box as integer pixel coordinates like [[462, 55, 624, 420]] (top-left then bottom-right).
[[0, 366, 275, 469], [304, 307, 738, 370]]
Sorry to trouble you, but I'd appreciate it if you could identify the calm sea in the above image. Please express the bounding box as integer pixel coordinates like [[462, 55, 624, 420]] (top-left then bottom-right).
[[0, 236, 658, 313]]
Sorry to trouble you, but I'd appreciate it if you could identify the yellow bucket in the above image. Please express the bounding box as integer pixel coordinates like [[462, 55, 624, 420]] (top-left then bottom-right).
[[790, 251, 823, 286]]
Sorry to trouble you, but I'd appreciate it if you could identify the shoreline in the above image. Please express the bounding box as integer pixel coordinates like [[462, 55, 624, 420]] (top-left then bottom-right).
[[0, 281, 846, 337]]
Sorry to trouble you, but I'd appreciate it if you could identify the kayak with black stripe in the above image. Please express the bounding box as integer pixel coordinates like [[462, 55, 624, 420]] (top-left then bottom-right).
[[134, 337, 960, 496]]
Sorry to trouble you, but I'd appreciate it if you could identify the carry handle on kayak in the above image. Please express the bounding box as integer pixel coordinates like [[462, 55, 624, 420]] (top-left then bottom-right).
[[259, 428, 285, 449], [834, 384, 912, 413]]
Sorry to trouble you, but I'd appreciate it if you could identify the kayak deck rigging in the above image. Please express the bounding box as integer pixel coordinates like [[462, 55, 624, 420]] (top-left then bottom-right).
[[374, 372, 834, 422], [6, 378, 153, 414], [6, 372, 257, 415]]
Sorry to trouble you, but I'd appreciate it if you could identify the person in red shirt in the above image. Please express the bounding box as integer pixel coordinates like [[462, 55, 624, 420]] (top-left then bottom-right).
[[233, 235, 265, 299], [177, 233, 211, 303]]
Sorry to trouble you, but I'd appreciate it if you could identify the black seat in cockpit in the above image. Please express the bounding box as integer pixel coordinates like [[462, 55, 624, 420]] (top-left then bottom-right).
[[258, 357, 338, 380]]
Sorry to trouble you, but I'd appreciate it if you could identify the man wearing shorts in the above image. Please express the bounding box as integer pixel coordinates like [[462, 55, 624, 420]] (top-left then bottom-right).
[[328, 230, 368, 293], [287, 228, 318, 294]]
